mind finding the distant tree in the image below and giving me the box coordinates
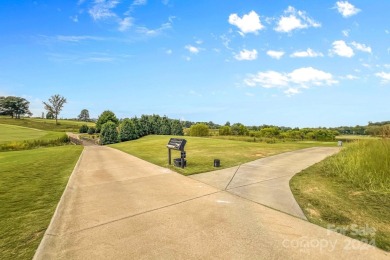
[87,127,96,135]
[96,110,119,132]
[225,121,231,127]
[46,111,54,119]
[78,109,90,121]
[43,94,67,124]
[100,121,119,145]
[0,96,32,118]
[189,123,209,137]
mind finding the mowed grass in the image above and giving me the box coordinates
[110,135,336,175]
[0,146,83,259]
[0,124,64,144]
[0,117,94,132]
[290,140,390,251]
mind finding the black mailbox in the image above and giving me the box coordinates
[166,138,187,168]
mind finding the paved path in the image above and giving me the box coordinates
[34,146,388,259]
[190,147,339,219]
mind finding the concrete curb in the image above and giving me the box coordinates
[33,147,85,260]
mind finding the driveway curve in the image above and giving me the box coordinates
[34,146,388,259]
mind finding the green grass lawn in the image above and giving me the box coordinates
[0,145,83,259]
[290,140,390,251]
[0,117,95,132]
[110,135,337,175]
[0,124,64,144]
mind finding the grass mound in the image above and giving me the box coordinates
[291,140,390,251]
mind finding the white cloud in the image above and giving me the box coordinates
[245,71,289,88]
[185,45,200,54]
[228,11,264,35]
[335,1,360,18]
[345,74,359,80]
[290,48,323,58]
[245,92,255,97]
[342,30,349,37]
[288,67,337,86]
[275,6,320,33]
[118,17,132,31]
[88,0,120,21]
[166,49,172,55]
[376,72,390,84]
[244,67,337,95]
[331,40,354,57]
[235,49,258,61]
[351,41,372,53]
[266,50,285,59]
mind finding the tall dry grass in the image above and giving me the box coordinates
[322,139,390,192]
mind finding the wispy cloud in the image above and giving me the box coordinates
[118,17,133,31]
[275,6,320,33]
[185,45,200,54]
[235,49,258,61]
[244,67,337,95]
[351,41,372,53]
[375,72,390,84]
[228,11,264,35]
[266,50,285,59]
[335,1,360,18]
[290,48,323,58]
[88,0,120,21]
[55,35,105,42]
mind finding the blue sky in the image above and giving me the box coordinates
[1,0,389,127]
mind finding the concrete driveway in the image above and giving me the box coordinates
[190,147,339,219]
[34,146,388,259]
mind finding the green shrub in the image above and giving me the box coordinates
[100,121,119,145]
[189,123,209,137]
[96,110,119,133]
[87,127,96,135]
[219,126,231,136]
[119,119,138,142]
[79,124,89,133]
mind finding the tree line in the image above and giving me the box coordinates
[94,111,184,145]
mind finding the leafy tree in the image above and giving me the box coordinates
[119,118,138,141]
[189,123,209,137]
[170,120,184,135]
[100,121,119,145]
[96,110,119,132]
[0,96,32,118]
[219,126,231,136]
[231,123,249,136]
[78,109,90,121]
[43,94,67,124]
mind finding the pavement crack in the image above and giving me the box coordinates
[224,165,241,190]
[226,174,293,190]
